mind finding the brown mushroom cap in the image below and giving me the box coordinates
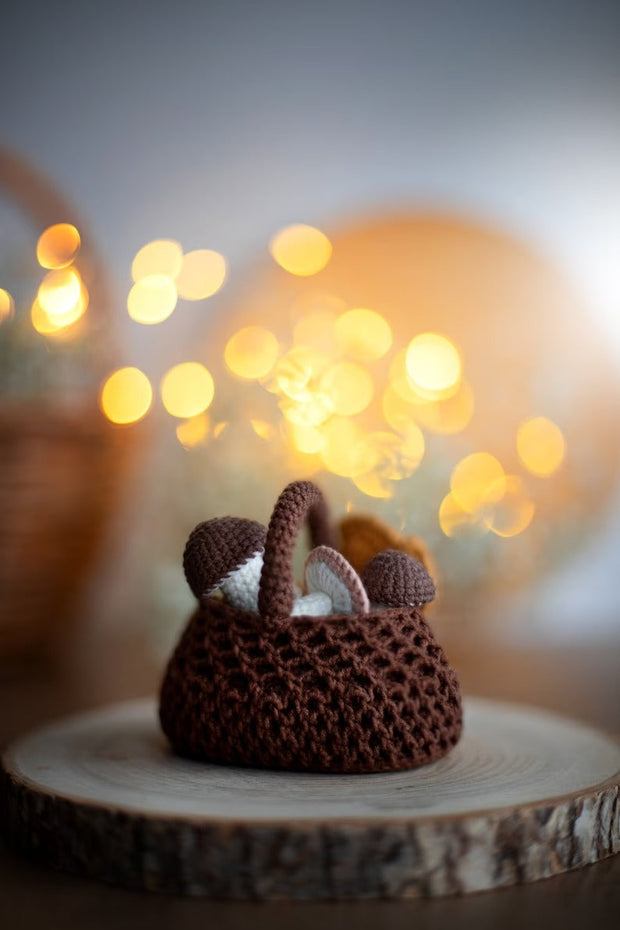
[183,517,267,601]
[361,549,436,608]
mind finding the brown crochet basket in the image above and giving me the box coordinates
[0,148,131,660]
[159,481,463,774]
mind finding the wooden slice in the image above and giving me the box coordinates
[1,697,619,899]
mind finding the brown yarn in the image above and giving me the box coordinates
[159,601,462,773]
[258,480,336,622]
[183,517,266,601]
[362,550,436,607]
[159,480,463,774]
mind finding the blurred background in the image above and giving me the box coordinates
[1,0,619,729]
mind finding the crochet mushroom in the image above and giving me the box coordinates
[304,546,370,614]
[338,512,433,577]
[183,517,267,613]
[361,549,436,609]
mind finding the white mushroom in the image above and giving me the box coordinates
[183,517,267,613]
[304,546,370,614]
[291,591,333,617]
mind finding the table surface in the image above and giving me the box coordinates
[1,621,619,929]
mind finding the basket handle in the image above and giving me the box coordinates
[258,480,336,622]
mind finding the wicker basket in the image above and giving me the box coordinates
[160,481,463,774]
[0,149,131,660]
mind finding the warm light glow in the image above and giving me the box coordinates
[412,382,475,434]
[382,385,417,433]
[517,417,566,477]
[224,326,279,380]
[353,471,395,499]
[289,422,324,454]
[31,299,62,335]
[269,224,332,276]
[127,275,178,324]
[280,391,333,427]
[213,421,228,439]
[176,413,210,449]
[250,418,274,441]
[36,223,81,269]
[334,308,392,361]
[320,362,374,416]
[100,367,153,425]
[483,475,535,537]
[175,249,227,300]
[439,492,488,538]
[450,453,505,514]
[352,428,424,497]
[406,333,461,397]
[293,310,339,354]
[160,362,215,418]
[33,280,88,332]
[270,347,329,400]
[0,288,14,323]
[38,268,82,318]
[319,417,362,477]
[131,239,183,282]
[389,349,420,403]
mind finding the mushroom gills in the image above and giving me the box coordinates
[304,546,370,614]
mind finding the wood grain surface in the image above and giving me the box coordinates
[2,696,619,899]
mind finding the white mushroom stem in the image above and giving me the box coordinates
[219,551,264,613]
[291,592,332,617]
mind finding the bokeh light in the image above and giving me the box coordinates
[213,421,228,439]
[127,275,178,324]
[412,381,474,434]
[269,346,329,400]
[450,452,505,513]
[352,427,425,498]
[37,268,82,318]
[100,367,153,425]
[320,361,374,416]
[269,224,332,276]
[31,298,63,335]
[280,391,333,427]
[289,421,324,455]
[406,333,461,397]
[176,413,210,449]
[517,417,566,477]
[482,475,535,538]
[0,288,15,323]
[131,239,183,282]
[250,418,274,441]
[334,308,392,360]
[36,223,81,270]
[176,249,227,300]
[439,492,487,538]
[160,362,215,418]
[293,310,339,355]
[224,326,279,380]
[319,417,362,477]
[382,385,417,433]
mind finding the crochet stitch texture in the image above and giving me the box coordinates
[160,480,463,773]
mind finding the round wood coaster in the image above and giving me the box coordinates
[1,697,619,899]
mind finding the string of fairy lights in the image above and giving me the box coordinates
[0,221,566,541]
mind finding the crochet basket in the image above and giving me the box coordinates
[159,481,463,774]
